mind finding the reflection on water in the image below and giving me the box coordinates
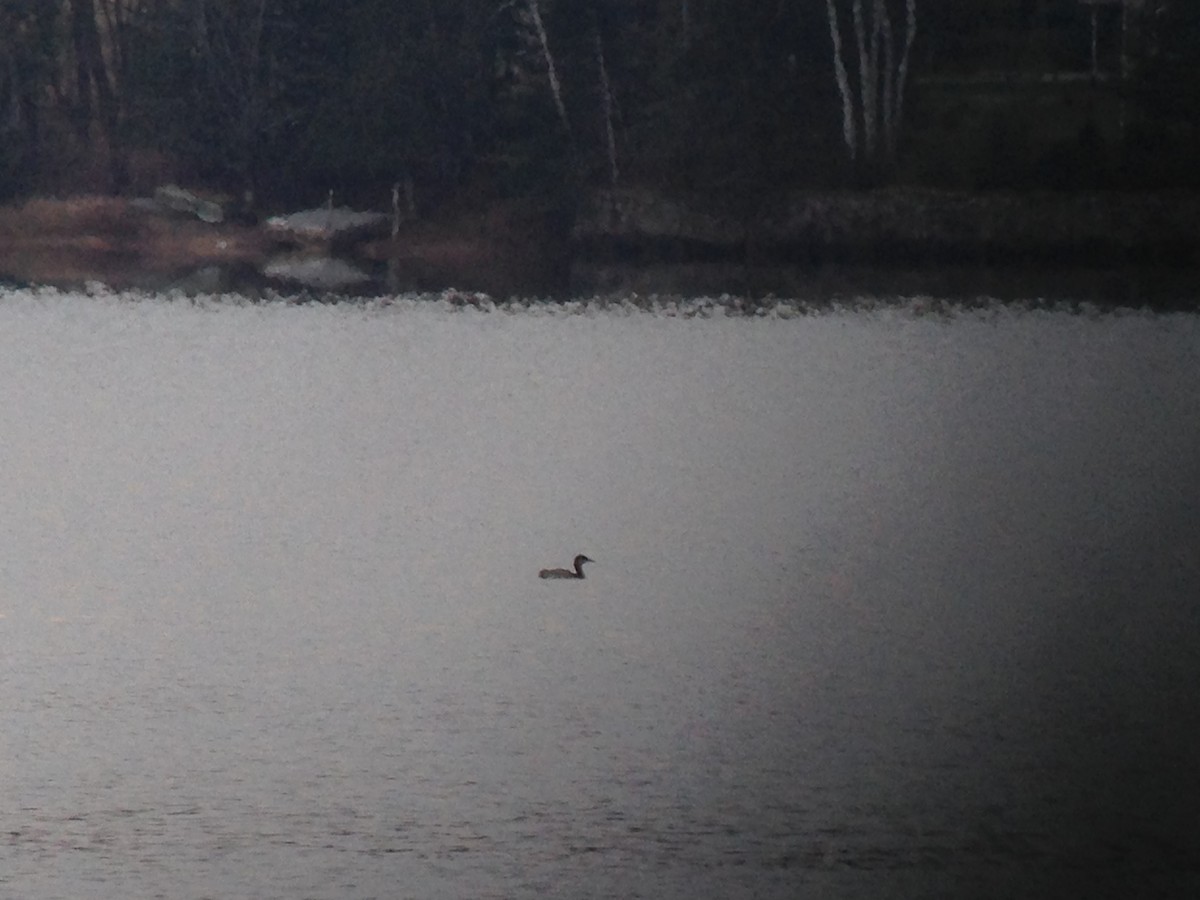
[570,260,1200,309]
[6,248,1200,307]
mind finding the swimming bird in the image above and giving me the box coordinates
[539,554,593,579]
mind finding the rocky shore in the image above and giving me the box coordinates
[1,188,1198,303]
[573,187,1200,267]
[0,193,564,297]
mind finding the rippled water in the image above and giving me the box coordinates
[1,292,1198,899]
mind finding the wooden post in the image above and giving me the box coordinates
[391,182,401,237]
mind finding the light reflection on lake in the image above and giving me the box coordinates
[0,291,1197,899]
[6,252,1200,309]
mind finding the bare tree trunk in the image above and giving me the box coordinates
[190,0,273,191]
[68,0,93,144]
[593,17,618,187]
[1118,0,1130,137]
[888,0,917,158]
[869,0,885,111]
[878,0,895,156]
[78,0,118,141]
[0,4,52,179]
[242,0,268,183]
[195,0,210,58]
[528,0,571,137]
[68,0,124,189]
[851,0,876,159]
[824,0,857,160]
[1089,4,1100,80]
[824,0,917,167]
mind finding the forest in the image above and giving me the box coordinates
[0,0,1197,215]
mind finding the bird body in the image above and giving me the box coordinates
[539,554,593,579]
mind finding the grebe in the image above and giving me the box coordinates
[539,554,593,579]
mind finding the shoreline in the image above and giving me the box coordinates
[0,190,1198,307]
[573,187,1200,269]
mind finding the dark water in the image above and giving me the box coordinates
[5,250,1200,309]
[569,260,1200,310]
[5,530,1197,900]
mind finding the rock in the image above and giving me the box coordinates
[262,252,373,290]
[264,208,389,245]
[153,184,226,224]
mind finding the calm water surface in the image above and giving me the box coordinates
[7,557,1196,900]
[1,294,1197,900]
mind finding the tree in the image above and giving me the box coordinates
[120,0,346,199]
[1121,0,1200,186]
[290,0,498,208]
[492,0,638,195]
[824,0,917,169]
[592,8,618,188]
[526,0,571,139]
[0,1,58,196]
[1134,1,1200,126]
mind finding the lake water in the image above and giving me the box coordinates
[1,290,1198,899]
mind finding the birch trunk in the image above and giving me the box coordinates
[851,0,876,159]
[824,0,917,166]
[528,0,571,137]
[69,0,123,187]
[878,0,895,157]
[888,0,917,158]
[594,20,619,187]
[824,0,857,160]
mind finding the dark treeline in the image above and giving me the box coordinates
[0,1,1197,212]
